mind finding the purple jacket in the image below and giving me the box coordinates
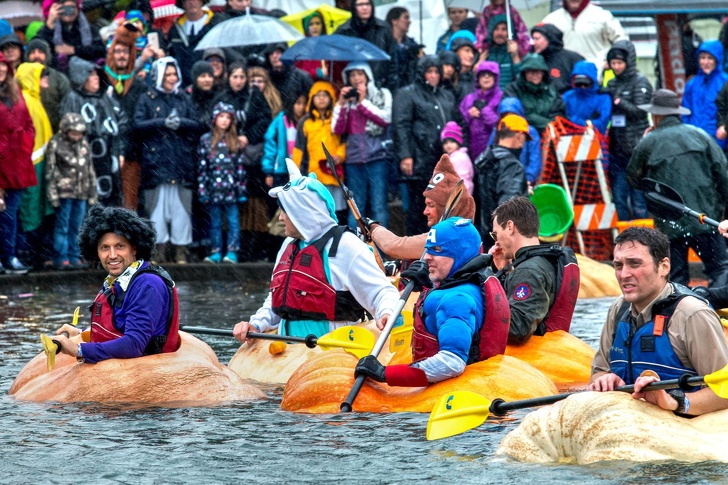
[459,61,502,159]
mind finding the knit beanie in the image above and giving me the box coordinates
[425,217,481,276]
[606,47,628,63]
[211,101,235,127]
[423,155,476,221]
[440,121,463,145]
[191,60,214,81]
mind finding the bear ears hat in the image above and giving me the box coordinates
[423,154,476,221]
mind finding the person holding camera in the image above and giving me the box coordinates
[37,0,105,72]
[332,61,392,229]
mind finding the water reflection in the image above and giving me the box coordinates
[1,281,727,482]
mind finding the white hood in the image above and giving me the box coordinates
[152,56,182,94]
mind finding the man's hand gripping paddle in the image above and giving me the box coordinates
[179,325,376,359]
[340,179,465,412]
[426,364,728,440]
[321,142,385,272]
[40,306,80,372]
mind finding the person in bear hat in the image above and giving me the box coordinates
[50,205,181,364]
[366,154,476,261]
[232,159,399,342]
[355,216,510,387]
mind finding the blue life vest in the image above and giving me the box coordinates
[609,284,699,385]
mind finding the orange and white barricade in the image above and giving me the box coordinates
[541,117,615,260]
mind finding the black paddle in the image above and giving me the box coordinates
[641,178,720,228]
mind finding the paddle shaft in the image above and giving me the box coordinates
[489,374,706,415]
[340,279,415,413]
[179,325,318,348]
[647,192,720,228]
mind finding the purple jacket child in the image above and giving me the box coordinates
[459,61,502,159]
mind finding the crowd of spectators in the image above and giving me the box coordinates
[2,0,728,274]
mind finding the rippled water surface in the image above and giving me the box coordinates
[1,277,727,484]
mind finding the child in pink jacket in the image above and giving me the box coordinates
[441,121,474,195]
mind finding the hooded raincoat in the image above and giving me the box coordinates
[503,53,565,133]
[531,23,584,95]
[460,61,502,159]
[682,40,728,150]
[16,62,53,232]
[562,61,612,134]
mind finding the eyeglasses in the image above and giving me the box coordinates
[489,231,497,242]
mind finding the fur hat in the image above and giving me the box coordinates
[79,205,157,263]
[423,155,476,222]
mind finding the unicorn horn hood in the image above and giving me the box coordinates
[269,159,338,242]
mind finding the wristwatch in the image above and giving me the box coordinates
[77,344,85,364]
[668,390,690,415]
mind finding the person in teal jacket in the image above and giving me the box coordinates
[682,40,728,150]
[261,92,308,188]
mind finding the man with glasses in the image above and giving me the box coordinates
[490,196,579,345]
[232,159,399,342]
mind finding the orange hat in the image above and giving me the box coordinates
[423,155,476,222]
[498,114,532,140]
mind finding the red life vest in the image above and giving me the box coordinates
[498,244,580,334]
[90,263,180,354]
[271,226,366,323]
[411,268,511,363]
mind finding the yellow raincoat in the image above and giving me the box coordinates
[16,62,53,232]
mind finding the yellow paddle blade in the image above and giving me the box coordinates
[317,326,375,359]
[704,363,728,399]
[71,306,80,327]
[427,391,491,441]
[40,334,59,372]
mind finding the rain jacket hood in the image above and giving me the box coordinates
[152,56,182,94]
[487,14,512,44]
[697,40,724,74]
[342,61,376,92]
[68,56,97,92]
[16,62,44,100]
[570,60,598,93]
[59,112,86,134]
[607,39,637,79]
[475,60,501,89]
[498,96,525,116]
[532,23,564,52]
[306,80,337,115]
[519,53,549,79]
[416,55,443,91]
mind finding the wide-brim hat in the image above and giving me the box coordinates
[638,89,691,116]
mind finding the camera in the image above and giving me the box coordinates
[344,88,359,100]
[473,100,486,110]
[61,5,76,16]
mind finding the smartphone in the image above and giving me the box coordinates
[147,32,160,52]
[61,5,76,16]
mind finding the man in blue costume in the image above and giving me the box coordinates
[355,217,510,387]
[51,205,180,363]
[590,227,728,416]
[233,159,399,341]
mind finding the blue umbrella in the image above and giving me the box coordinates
[280,34,391,62]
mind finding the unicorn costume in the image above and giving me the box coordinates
[247,160,399,338]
